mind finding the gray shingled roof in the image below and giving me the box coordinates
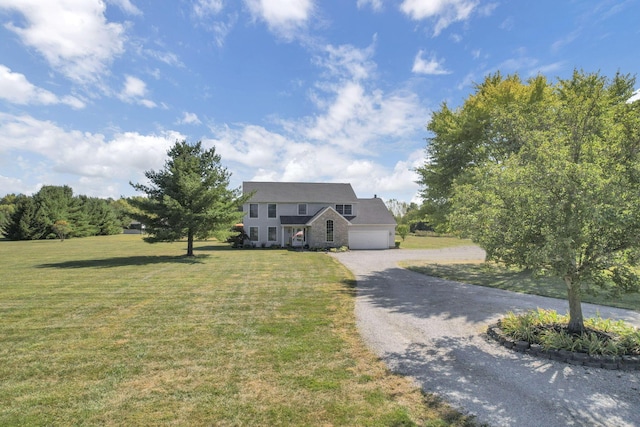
[244,181,357,203]
[349,198,396,225]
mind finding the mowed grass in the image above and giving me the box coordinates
[396,234,473,250]
[403,261,640,312]
[0,234,472,426]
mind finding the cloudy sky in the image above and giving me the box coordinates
[1,0,638,203]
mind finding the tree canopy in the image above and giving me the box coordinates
[2,186,124,240]
[129,140,247,256]
[416,72,553,230]
[421,70,640,332]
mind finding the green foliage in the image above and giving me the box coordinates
[2,187,126,240]
[0,194,17,235]
[431,70,640,332]
[52,220,71,241]
[129,140,249,256]
[396,224,409,241]
[499,309,640,355]
[416,72,553,231]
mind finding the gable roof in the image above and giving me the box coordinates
[306,206,352,226]
[244,181,357,203]
[349,198,396,225]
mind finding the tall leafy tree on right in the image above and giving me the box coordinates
[417,70,640,333]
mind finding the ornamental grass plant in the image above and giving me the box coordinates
[499,309,640,356]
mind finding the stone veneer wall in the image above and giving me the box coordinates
[309,209,349,248]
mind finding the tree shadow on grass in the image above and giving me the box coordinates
[194,244,234,251]
[36,254,211,269]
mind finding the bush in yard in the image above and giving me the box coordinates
[499,309,640,356]
[397,224,409,241]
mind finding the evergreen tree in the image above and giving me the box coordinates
[68,196,97,237]
[129,140,248,256]
[4,195,37,240]
[32,185,75,239]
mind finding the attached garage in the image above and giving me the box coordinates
[348,229,391,250]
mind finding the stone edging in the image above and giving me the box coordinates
[486,324,640,371]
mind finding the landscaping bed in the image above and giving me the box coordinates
[487,309,640,370]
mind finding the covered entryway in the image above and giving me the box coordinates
[348,229,390,250]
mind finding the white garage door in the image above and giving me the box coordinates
[348,230,389,250]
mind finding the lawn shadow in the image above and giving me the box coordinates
[194,244,234,251]
[36,254,211,269]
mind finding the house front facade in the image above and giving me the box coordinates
[242,181,396,250]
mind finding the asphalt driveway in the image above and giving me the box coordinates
[331,247,640,427]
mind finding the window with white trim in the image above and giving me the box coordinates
[335,204,352,215]
[298,204,307,215]
[268,204,277,218]
[326,220,334,242]
[249,203,258,218]
[268,227,277,241]
[249,227,259,241]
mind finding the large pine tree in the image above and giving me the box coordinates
[129,140,248,256]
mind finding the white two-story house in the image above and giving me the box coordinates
[242,181,397,250]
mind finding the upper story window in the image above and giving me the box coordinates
[298,204,307,215]
[268,204,277,218]
[249,203,258,218]
[336,204,352,215]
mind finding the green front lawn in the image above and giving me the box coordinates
[0,235,473,426]
[395,234,473,250]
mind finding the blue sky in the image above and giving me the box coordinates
[1,0,639,203]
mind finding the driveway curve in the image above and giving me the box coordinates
[331,247,640,427]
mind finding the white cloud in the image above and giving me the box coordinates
[141,48,184,68]
[315,41,377,82]
[0,174,35,196]
[411,50,451,75]
[244,0,314,39]
[628,89,640,104]
[400,0,478,35]
[121,75,147,98]
[189,0,237,47]
[193,0,224,17]
[106,0,142,16]
[204,65,428,200]
[0,0,126,84]
[118,75,157,108]
[0,113,182,197]
[0,65,85,109]
[357,0,384,11]
[178,112,202,125]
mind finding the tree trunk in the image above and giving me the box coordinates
[187,229,194,257]
[565,276,584,333]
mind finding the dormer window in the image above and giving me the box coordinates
[336,204,352,215]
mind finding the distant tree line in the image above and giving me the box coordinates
[385,199,432,233]
[0,185,132,240]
